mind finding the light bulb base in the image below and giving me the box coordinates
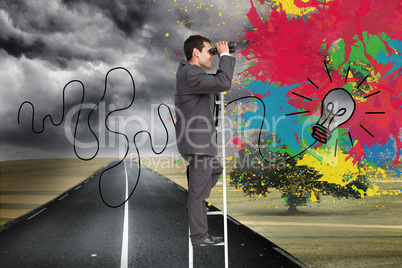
[312,125,332,144]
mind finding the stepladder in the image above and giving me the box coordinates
[188,92,229,268]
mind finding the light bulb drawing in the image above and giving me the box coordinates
[285,62,378,159]
[312,88,356,144]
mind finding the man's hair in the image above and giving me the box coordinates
[183,35,211,61]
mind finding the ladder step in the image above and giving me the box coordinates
[200,242,224,247]
[207,211,224,216]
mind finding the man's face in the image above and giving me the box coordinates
[198,41,215,70]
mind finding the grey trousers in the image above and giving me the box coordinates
[182,154,223,244]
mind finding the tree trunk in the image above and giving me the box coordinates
[286,201,298,214]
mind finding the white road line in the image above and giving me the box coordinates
[273,247,308,268]
[27,208,47,220]
[177,186,185,191]
[85,180,89,183]
[228,216,241,226]
[58,194,69,201]
[75,185,82,190]
[120,160,129,268]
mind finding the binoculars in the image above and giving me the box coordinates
[209,42,236,55]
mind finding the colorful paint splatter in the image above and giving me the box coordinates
[235,0,401,187]
[166,0,401,198]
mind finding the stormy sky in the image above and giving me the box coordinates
[0,0,254,161]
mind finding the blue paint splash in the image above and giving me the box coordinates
[240,81,317,154]
[376,39,402,80]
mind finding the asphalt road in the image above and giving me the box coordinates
[0,159,307,268]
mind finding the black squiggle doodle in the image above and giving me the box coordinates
[226,96,317,163]
[18,67,135,208]
[122,103,175,208]
[18,67,178,208]
[17,67,135,162]
[18,67,315,209]
[18,80,86,148]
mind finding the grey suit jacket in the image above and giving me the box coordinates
[174,55,236,156]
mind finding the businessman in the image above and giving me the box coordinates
[174,35,236,246]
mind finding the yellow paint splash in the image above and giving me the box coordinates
[272,0,317,17]
[297,148,384,193]
[310,190,318,202]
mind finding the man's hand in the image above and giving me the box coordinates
[216,41,229,57]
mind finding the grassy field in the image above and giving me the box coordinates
[1,157,401,267]
[140,157,402,268]
[0,158,114,227]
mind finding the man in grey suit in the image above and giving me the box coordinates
[175,35,236,246]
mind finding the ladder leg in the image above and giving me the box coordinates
[186,165,189,185]
[187,165,193,268]
[220,92,229,268]
[189,226,193,268]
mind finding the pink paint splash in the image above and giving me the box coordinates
[293,0,402,69]
[240,1,325,85]
[240,0,402,166]
[287,69,402,165]
[240,0,402,85]
[348,73,402,165]
[253,93,266,99]
[232,137,244,148]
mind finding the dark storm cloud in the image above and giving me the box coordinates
[2,58,176,160]
[0,0,156,68]
[1,0,152,36]
[0,0,74,34]
[0,0,251,160]
[0,35,45,59]
[61,0,153,36]
[0,33,99,69]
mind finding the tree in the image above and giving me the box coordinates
[229,134,370,214]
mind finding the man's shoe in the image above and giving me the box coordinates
[193,235,224,246]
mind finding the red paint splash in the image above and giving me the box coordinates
[253,93,266,98]
[287,68,402,165]
[348,73,402,165]
[232,137,244,148]
[240,1,325,85]
[240,0,402,85]
[240,0,402,165]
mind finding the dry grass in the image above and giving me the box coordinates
[0,158,114,226]
[1,157,401,267]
